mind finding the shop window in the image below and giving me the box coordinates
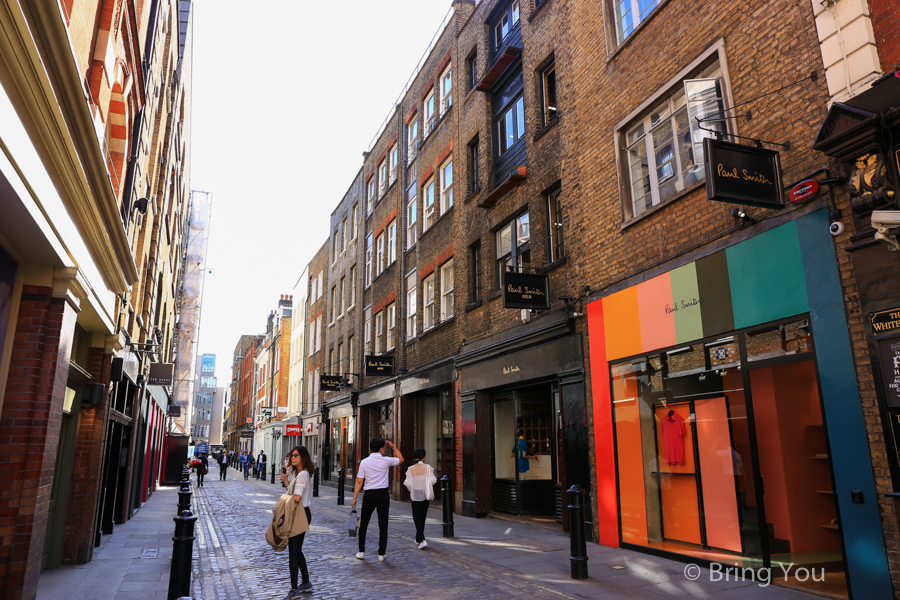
[547,188,564,262]
[540,61,557,126]
[495,212,530,289]
[440,260,454,320]
[620,59,727,220]
[423,274,435,330]
[376,403,393,441]
[418,390,455,486]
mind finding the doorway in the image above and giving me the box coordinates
[417,390,454,503]
[492,385,556,515]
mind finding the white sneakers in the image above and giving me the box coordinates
[417,540,428,549]
[377,555,385,562]
[355,552,364,560]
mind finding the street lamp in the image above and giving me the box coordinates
[271,429,282,483]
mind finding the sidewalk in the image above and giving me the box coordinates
[36,486,178,600]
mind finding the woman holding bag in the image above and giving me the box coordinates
[403,448,437,549]
[279,446,315,596]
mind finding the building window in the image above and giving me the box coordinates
[622,60,726,219]
[407,271,417,339]
[367,178,376,214]
[387,303,396,350]
[337,342,343,374]
[495,212,530,288]
[390,145,399,184]
[332,230,339,264]
[468,139,479,194]
[423,274,435,330]
[424,178,436,230]
[376,233,385,276]
[309,319,315,356]
[470,242,481,303]
[365,308,372,353]
[498,95,525,156]
[440,260,454,321]
[493,1,520,49]
[365,233,373,287]
[331,287,337,323]
[468,50,478,91]
[541,62,557,126]
[375,311,383,354]
[440,64,453,116]
[340,277,346,313]
[342,218,348,251]
[407,183,418,247]
[351,204,358,240]
[388,220,397,264]
[407,117,418,165]
[440,160,453,213]
[379,161,388,196]
[329,349,334,377]
[424,88,436,136]
[315,314,323,351]
[547,189,564,262]
[349,265,357,308]
[614,0,659,45]
[348,335,355,377]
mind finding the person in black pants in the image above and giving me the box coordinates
[351,438,404,561]
[194,453,208,487]
[219,452,228,480]
[280,445,315,596]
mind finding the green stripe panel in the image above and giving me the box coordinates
[670,263,703,344]
[695,251,734,337]
[726,221,809,329]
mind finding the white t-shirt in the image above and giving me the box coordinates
[287,469,313,507]
[356,452,400,490]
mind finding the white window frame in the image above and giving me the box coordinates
[365,309,372,353]
[308,319,315,356]
[349,265,357,309]
[340,277,346,314]
[440,64,452,116]
[315,314,323,352]
[316,272,323,299]
[337,342,343,374]
[342,218,348,252]
[440,159,453,213]
[375,311,383,354]
[406,272,417,340]
[365,233,373,287]
[376,233,385,276]
[330,286,337,323]
[390,145,399,184]
[440,260,454,321]
[497,95,525,156]
[424,89,436,136]
[407,118,418,165]
[332,230,339,264]
[407,191,418,247]
[423,274,435,330]
[351,204,358,240]
[424,178,436,229]
[348,335,355,378]
[367,179,376,214]
[387,220,397,265]
[379,161,388,196]
[387,303,396,350]
[547,189,564,262]
[613,0,659,46]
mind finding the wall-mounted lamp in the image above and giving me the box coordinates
[134,197,149,215]
[731,208,756,228]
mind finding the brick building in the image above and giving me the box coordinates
[258,295,293,473]
[300,242,330,471]
[0,1,194,598]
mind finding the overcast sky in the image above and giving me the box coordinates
[190,1,452,384]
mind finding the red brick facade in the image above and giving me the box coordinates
[870,0,900,72]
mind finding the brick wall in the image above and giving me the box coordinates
[0,286,77,599]
[870,0,900,72]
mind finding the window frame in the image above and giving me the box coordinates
[364,308,372,353]
[424,88,437,135]
[388,220,397,265]
[349,265,357,309]
[440,64,453,115]
[379,160,388,196]
[440,159,453,213]
[351,204,358,240]
[440,260,454,321]
[424,178,436,230]
[494,212,531,289]
[492,1,520,50]
[468,139,479,194]
[374,311,383,354]
[423,274,436,330]
[376,233,385,276]
[407,117,418,165]
[407,183,418,247]
[467,49,478,91]
[406,271,417,340]
[330,286,337,323]
[340,276,346,314]
[365,233,373,287]
[342,218,348,251]
[470,242,481,303]
[547,188,564,262]
[387,303,396,350]
[613,0,660,46]
[540,61,557,126]
[367,179,376,214]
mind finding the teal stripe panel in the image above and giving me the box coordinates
[726,221,809,329]
[797,209,892,599]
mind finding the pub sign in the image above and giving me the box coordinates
[703,138,785,209]
[501,271,550,310]
[365,355,395,377]
[320,374,346,391]
[147,362,175,386]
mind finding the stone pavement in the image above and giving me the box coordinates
[37,485,177,600]
[191,473,819,600]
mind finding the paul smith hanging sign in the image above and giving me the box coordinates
[501,271,550,310]
[703,138,785,209]
[365,355,395,377]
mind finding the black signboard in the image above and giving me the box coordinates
[703,138,784,209]
[365,355,395,377]
[147,362,175,386]
[877,337,900,408]
[240,431,254,439]
[320,374,346,391]
[166,405,181,417]
[501,271,550,310]
[872,307,900,336]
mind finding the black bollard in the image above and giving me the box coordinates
[567,485,589,580]
[337,467,345,505]
[167,509,198,600]
[313,466,319,497]
[176,486,192,516]
[441,475,454,537]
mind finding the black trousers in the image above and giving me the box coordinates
[411,500,429,543]
[197,470,205,486]
[288,507,312,588]
[358,488,390,555]
[219,465,227,480]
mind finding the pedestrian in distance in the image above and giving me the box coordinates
[242,451,251,480]
[282,452,291,488]
[351,438,404,561]
[279,446,315,597]
[403,448,437,549]
[219,451,228,480]
[259,450,267,480]
[193,453,208,487]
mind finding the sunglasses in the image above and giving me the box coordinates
[291,453,301,457]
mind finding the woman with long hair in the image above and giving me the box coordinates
[279,445,315,596]
[403,447,437,549]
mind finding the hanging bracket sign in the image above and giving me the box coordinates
[501,271,550,310]
[320,374,346,391]
[147,363,175,386]
[703,138,785,209]
[365,356,395,377]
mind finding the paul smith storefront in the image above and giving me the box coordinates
[587,210,891,599]
[457,309,591,536]
[321,393,355,485]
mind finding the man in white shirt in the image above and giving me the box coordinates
[351,437,404,561]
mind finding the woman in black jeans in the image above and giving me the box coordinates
[280,446,315,597]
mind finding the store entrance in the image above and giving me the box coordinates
[492,385,556,516]
[417,391,454,504]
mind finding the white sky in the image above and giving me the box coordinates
[190,1,453,385]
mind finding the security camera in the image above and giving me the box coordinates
[829,221,844,236]
[871,210,900,252]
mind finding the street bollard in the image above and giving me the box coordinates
[337,467,345,505]
[313,466,319,497]
[176,485,192,516]
[441,475,454,537]
[167,509,198,600]
[567,485,589,580]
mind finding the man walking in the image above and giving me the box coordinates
[259,450,267,480]
[351,438,404,562]
[219,451,228,480]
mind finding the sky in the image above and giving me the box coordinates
[189,0,453,384]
